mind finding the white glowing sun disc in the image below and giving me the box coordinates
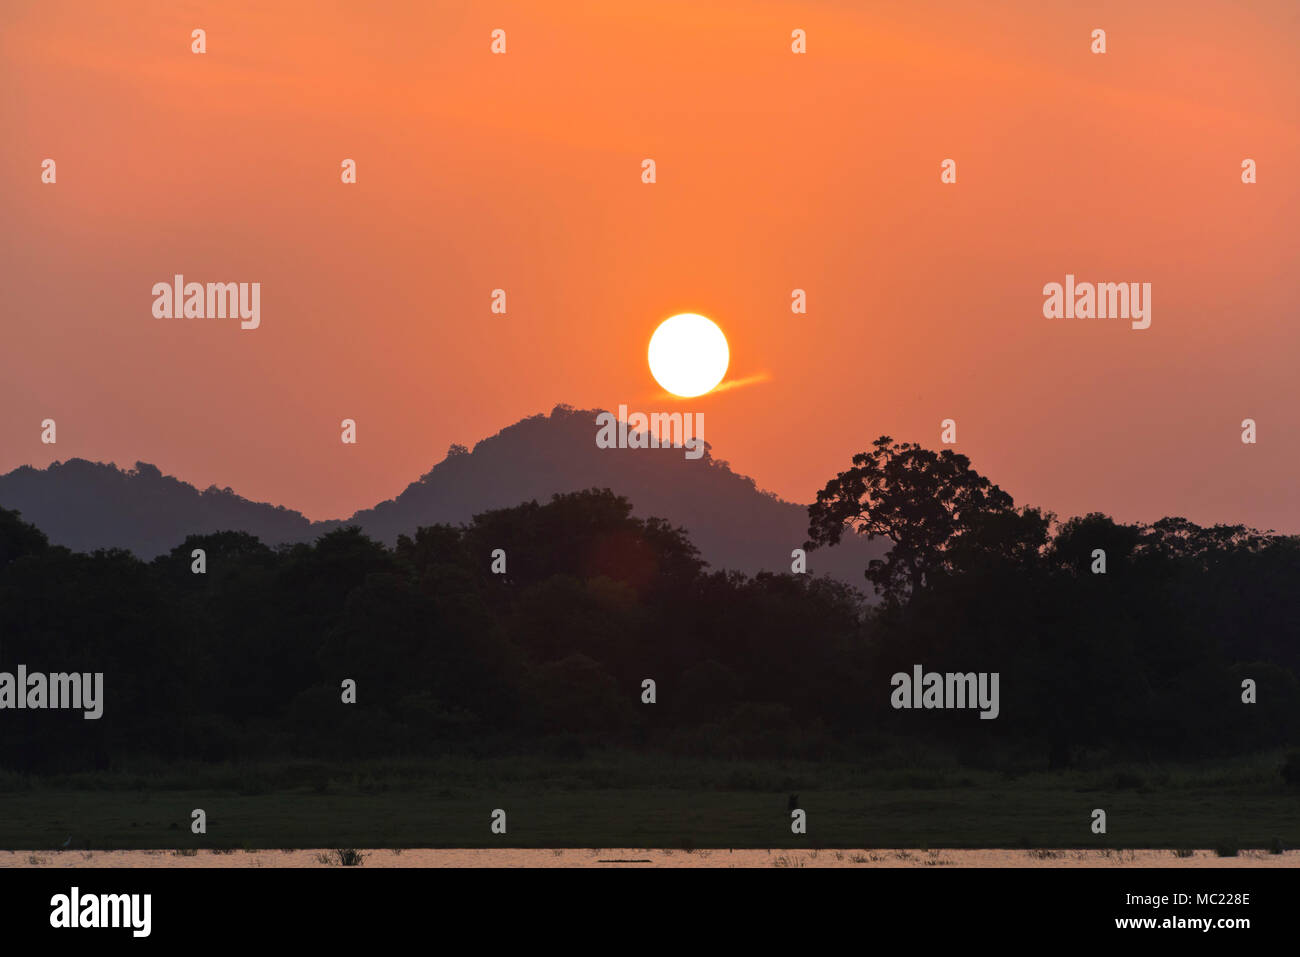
[647,313,729,398]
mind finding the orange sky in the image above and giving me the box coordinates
[3,0,1298,529]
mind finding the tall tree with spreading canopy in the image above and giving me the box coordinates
[806,436,1018,602]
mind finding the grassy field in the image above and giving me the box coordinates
[0,751,1295,850]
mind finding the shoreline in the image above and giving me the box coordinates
[4,848,1297,868]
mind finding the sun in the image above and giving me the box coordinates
[647,313,730,398]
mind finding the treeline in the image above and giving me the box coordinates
[0,440,1297,774]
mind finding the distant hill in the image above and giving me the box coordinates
[347,405,885,586]
[0,459,316,557]
[0,405,885,589]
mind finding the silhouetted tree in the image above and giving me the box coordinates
[806,436,1016,602]
[0,506,48,567]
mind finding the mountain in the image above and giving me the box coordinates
[0,405,884,589]
[0,459,316,558]
[348,405,884,585]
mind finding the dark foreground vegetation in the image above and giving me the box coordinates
[0,750,1296,850]
[1,437,1297,846]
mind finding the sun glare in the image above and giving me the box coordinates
[647,313,730,398]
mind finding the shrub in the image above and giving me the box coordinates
[333,848,367,866]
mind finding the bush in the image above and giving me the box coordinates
[314,848,368,866]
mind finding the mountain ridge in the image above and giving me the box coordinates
[0,405,885,588]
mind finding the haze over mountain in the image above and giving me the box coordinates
[0,405,884,588]
[0,459,315,558]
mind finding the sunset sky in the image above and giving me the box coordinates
[3,0,1298,531]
